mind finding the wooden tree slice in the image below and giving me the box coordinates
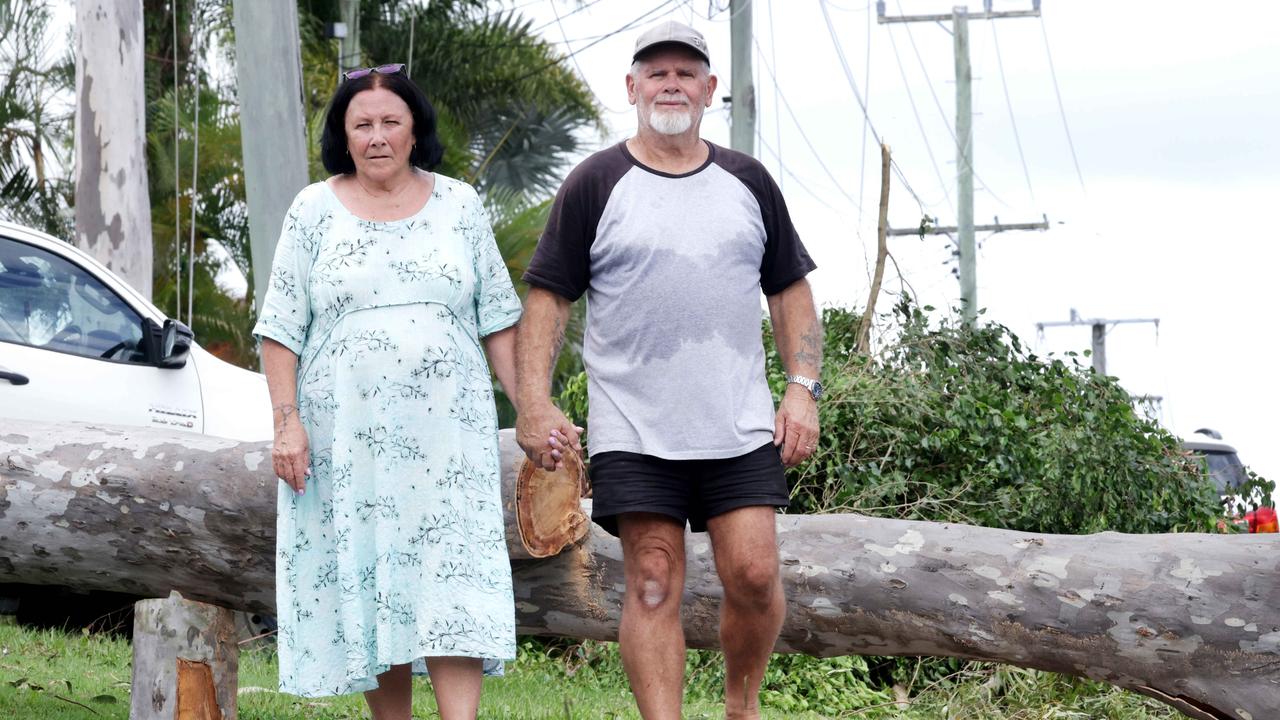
[514,447,589,559]
[496,428,591,560]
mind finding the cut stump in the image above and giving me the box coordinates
[130,591,237,720]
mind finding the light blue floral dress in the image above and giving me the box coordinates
[252,174,521,697]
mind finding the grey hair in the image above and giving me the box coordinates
[630,56,712,79]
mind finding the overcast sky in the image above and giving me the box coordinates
[510,0,1280,486]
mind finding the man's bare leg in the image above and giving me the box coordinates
[706,506,785,720]
[364,663,412,720]
[617,512,688,720]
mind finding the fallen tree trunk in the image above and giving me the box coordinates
[1,421,1278,720]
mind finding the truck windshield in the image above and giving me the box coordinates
[1202,451,1250,493]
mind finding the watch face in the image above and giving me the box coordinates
[812,380,824,400]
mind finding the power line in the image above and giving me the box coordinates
[172,0,181,321]
[187,10,201,328]
[886,23,954,215]
[752,35,861,209]
[990,21,1035,204]
[688,0,751,22]
[857,0,871,226]
[755,134,842,212]
[530,0,611,34]
[767,0,781,192]
[1039,15,1085,193]
[500,0,684,90]
[894,0,1010,209]
[823,0,873,11]
[819,1,877,144]
[820,0,928,213]
[547,0,629,114]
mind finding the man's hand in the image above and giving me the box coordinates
[773,384,819,467]
[272,405,311,494]
[517,401,583,471]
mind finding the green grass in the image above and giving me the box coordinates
[0,621,1177,719]
[0,623,814,719]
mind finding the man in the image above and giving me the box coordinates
[515,19,823,720]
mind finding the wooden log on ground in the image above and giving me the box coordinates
[0,420,584,611]
[516,518,1280,720]
[2,420,1279,719]
[130,591,237,720]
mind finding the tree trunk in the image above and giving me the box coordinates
[74,0,152,299]
[130,591,237,720]
[2,420,1278,720]
[230,0,310,313]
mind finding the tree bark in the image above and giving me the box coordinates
[2,420,1278,720]
[230,0,310,313]
[74,0,152,299]
[130,591,237,720]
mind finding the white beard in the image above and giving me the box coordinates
[647,106,694,135]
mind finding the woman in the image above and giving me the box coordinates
[253,63,520,719]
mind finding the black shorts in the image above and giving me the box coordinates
[588,442,789,537]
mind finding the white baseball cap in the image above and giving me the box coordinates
[632,20,710,64]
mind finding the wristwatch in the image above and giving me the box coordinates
[785,374,823,401]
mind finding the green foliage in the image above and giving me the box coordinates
[335,0,604,201]
[767,299,1241,535]
[0,0,74,237]
[557,367,590,431]
[144,80,259,367]
[562,298,1243,535]
[738,653,894,714]
[902,663,1180,719]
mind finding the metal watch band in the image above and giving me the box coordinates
[785,374,820,400]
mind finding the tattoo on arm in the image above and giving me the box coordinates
[552,314,566,357]
[273,403,298,428]
[794,319,823,372]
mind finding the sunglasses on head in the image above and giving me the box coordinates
[341,63,406,82]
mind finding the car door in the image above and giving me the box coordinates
[0,235,204,433]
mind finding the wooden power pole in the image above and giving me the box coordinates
[730,0,755,155]
[878,1,1047,325]
[1036,309,1159,376]
[338,0,361,74]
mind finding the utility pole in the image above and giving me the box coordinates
[878,1,1044,326]
[730,0,755,155]
[338,0,361,74]
[232,0,310,313]
[1036,309,1159,375]
[954,6,974,325]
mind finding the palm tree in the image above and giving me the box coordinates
[301,0,600,394]
[357,1,602,199]
[0,0,74,238]
[139,0,260,367]
[10,0,599,377]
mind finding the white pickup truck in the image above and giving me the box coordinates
[0,220,271,441]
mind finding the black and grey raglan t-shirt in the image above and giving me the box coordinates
[524,140,815,460]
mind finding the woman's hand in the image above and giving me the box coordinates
[272,403,311,494]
